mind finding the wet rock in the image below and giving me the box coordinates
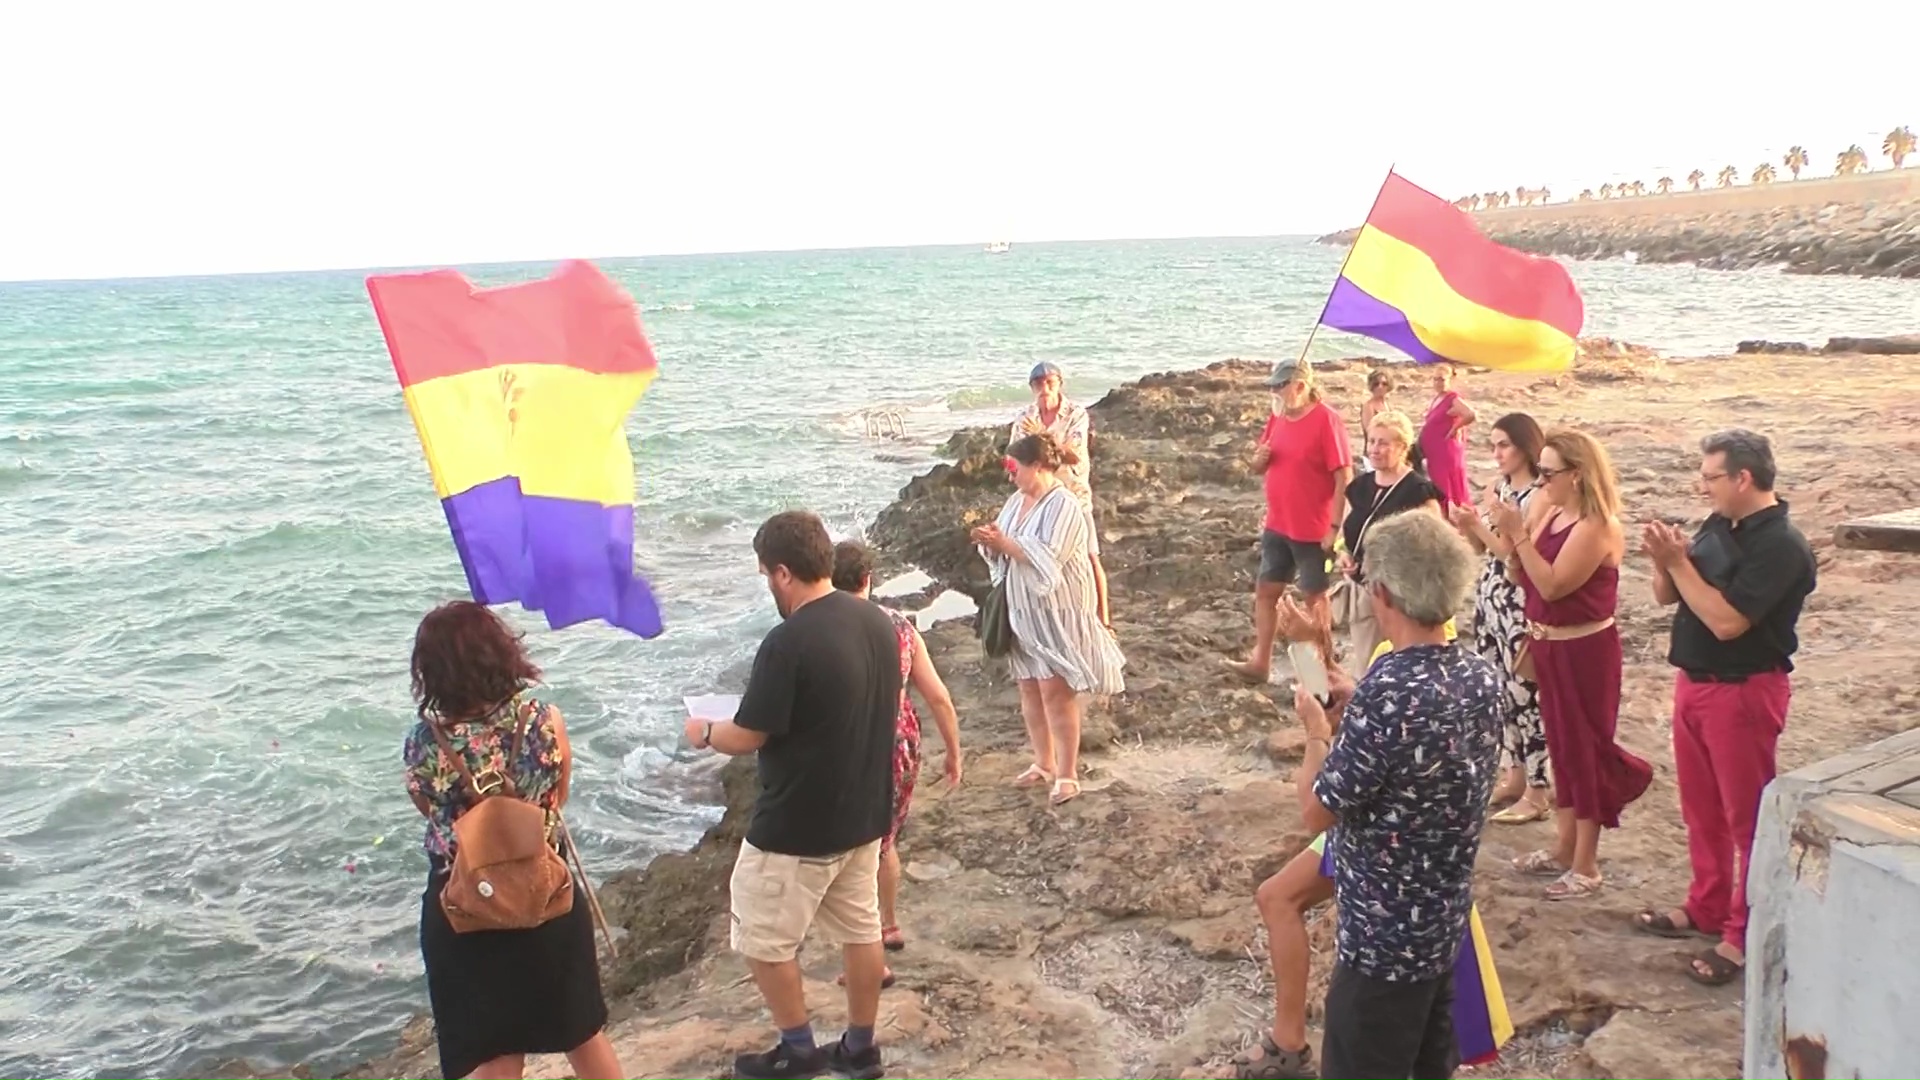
[1737,340,1812,354]
[1823,334,1920,355]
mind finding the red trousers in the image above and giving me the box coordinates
[1672,670,1789,951]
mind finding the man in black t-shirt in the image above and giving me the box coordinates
[684,510,900,1079]
[1640,429,1815,989]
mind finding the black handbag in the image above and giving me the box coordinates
[977,578,1016,659]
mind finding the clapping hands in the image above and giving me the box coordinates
[1642,520,1690,568]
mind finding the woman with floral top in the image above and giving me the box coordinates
[402,601,622,1080]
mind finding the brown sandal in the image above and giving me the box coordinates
[1686,948,1744,987]
[1231,1032,1315,1080]
[1633,908,1706,940]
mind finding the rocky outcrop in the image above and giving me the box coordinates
[1736,335,1920,355]
[1318,175,1920,279]
[303,348,1920,1079]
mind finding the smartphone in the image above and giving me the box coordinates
[1288,641,1334,707]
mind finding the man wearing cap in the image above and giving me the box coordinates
[1637,428,1815,988]
[1233,357,1353,682]
[1010,361,1110,627]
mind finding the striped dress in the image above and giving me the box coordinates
[982,484,1126,693]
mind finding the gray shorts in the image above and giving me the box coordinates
[1258,529,1331,594]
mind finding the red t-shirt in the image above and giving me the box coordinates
[1261,401,1353,541]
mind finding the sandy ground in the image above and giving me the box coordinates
[347,346,1920,1080]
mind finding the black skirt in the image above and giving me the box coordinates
[419,856,608,1079]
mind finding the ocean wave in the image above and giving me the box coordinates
[944,383,1035,410]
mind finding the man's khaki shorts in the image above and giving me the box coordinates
[728,838,883,963]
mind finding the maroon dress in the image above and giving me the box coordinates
[1519,519,1652,827]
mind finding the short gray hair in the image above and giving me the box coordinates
[1701,428,1777,491]
[1362,511,1478,628]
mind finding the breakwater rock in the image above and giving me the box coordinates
[1318,171,1920,280]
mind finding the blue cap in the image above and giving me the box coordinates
[1029,361,1063,384]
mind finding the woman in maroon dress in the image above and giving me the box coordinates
[1493,429,1651,901]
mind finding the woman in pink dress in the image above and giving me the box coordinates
[1493,430,1652,901]
[1418,363,1476,509]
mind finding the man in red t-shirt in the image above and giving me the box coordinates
[1233,358,1354,681]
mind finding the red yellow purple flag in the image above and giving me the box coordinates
[1323,172,1585,372]
[367,260,663,638]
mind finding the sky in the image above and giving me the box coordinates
[0,2,1908,281]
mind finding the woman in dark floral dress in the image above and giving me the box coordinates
[832,542,964,983]
[1453,413,1552,823]
[402,601,621,1080]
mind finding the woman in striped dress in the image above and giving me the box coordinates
[972,432,1126,806]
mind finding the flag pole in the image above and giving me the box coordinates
[1295,165,1398,366]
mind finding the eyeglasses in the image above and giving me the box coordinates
[1699,471,1729,485]
[1536,465,1568,481]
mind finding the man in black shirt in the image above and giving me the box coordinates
[1639,429,1815,989]
[684,510,900,1079]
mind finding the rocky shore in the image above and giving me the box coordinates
[313,346,1920,1079]
[1319,171,1920,279]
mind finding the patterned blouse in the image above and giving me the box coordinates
[402,694,565,860]
[1312,644,1503,982]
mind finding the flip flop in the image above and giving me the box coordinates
[1012,764,1054,788]
[835,968,897,989]
[1633,908,1706,940]
[1049,778,1082,806]
[1686,948,1744,987]
[881,925,905,952]
[1491,797,1552,825]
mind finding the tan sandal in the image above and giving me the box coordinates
[1013,764,1054,788]
[1049,778,1082,806]
[1491,796,1552,825]
[1544,870,1604,900]
[1512,849,1566,876]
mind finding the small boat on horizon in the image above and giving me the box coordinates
[984,240,1012,254]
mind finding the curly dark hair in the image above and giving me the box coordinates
[832,539,875,593]
[410,601,541,724]
[1007,432,1080,469]
[752,509,835,583]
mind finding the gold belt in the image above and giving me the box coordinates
[1526,617,1615,641]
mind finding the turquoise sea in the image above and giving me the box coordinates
[3,238,1917,1077]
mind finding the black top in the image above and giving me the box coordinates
[1667,501,1816,676]
[733,590,902,856]
[1341,469,1443,581]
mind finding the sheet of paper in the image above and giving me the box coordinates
[683,694,742,721]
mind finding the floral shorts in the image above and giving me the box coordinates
[884,736,922,852]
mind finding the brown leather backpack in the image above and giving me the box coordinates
[427,705,574,933]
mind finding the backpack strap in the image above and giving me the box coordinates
[427,698,528,803]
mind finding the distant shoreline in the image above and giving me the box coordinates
[1319,169,1920,279]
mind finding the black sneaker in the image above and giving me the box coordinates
[825,1035,884,1079]
[732,1040,828,1079]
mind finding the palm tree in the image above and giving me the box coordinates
[1885,126,1916,168]
[1784,146,1809,179]
[1578,189,1595,202]
[1687,169,1706,191]
[1499,191,1512,208]
[1656,176,1675,194]
[1837,145,1870,175]
[1629,180,1647,197]
[1716,165,1738,187]
[1752,162,1776,184]
[1599,182,1615,199]
[1539,187,1551,204]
